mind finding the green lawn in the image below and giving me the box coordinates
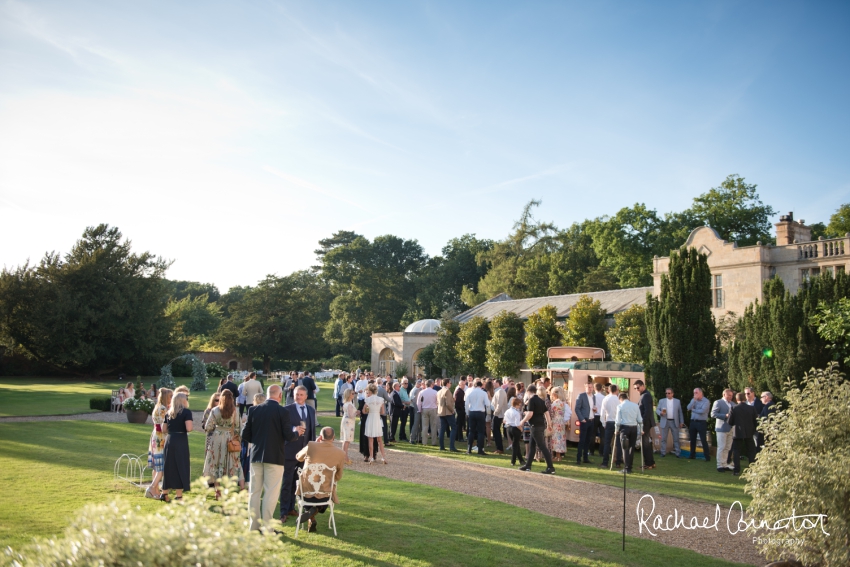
[0,419,746,566]
[381,428,751,507]
[0,376,196,417]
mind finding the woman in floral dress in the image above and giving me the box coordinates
[340,389,359,465]
[146,388,172,499]
[202,390,244,498]
[549,386,568,461]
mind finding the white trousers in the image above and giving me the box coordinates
[421,408,439,446]
[249,462,284,530]
[716,429,735,469]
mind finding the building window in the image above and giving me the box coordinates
[769,266,776,278]
[379,348,396,377]
[711,274,724,309]
[838,265,846,275]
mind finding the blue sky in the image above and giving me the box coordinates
[1,1,848,291]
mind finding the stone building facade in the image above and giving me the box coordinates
[371,319,441,378]
[653,214,849,318]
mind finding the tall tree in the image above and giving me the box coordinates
[588,204,687,288]
[524,305,561,370]
[727,272,850,395]
[605,304,649,365]
[0,224,176,375]
[645,248,717,400]
[465,200,557,303]
[826,203,850,237]
[165,293,223,350]
[561,295,608,352]
[401,235,492,325]
[683,174,776,246]
[485,311,526,378]
[217,271,332,373]
[164,280,221,302]
[321,234,427,359]
[433,317,462,377]
[456,316,490,377]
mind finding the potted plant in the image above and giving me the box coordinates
[123,397,155,424]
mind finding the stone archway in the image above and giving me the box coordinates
[159,353,208,391]
[412,349,425,378]
[228,360,238,371]
[379,348,396,377]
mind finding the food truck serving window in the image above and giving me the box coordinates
[609,377,630,391]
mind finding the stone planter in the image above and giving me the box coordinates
[126,410,149,424]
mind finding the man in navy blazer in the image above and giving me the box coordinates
[574,383,594,464]
[279,385,316,521]
[242,385,304,531]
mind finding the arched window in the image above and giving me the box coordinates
[228,360,238,370]
[379,348,396,377]
[412,349,425,378]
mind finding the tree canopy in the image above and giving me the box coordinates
[0,224,175,375]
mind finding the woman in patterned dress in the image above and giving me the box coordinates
[146,388,172,499]
[202,390,244,499]
[549,386,568,461]
[340,388,359,465]
[202,391,221,455]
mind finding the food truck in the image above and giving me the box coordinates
[521,346,646,443]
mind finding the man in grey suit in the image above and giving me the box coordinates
[574,383,594,464]
[655,388,684,457]
[711,388,736,472]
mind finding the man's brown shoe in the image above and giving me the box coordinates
[287,510,298,517]
[494,450,504,455]
[279,516,287,523]
[308,518,317,532]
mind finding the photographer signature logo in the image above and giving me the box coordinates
[636,495,829,537]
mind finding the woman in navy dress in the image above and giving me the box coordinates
[161,392,193,502]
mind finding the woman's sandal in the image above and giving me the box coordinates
[381,458,387,465]
[368,457,374,465]
[159,493,170,503]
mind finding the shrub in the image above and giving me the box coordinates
[206,361,228,378]
[89,397,112,411]
[122,397,155,414]
[743,364,849,567]
[2,477,289,566]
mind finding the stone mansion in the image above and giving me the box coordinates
[371,213,849,375]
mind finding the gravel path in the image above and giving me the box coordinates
[341,444,766,566]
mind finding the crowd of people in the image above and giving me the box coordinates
[144,372,345,534]
[142,367,776,531]
[115,380,159,411]
[329,371,777,476]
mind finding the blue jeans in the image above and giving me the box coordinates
[439,415,457,451]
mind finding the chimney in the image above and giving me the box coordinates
[775,212,812,245]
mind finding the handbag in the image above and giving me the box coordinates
[227,420,241,453]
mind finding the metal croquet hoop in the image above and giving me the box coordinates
[114,453,150,489]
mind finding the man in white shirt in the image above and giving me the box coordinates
[417,380,439,446]
[354,374,369,410]
[464,379,491,455]
[591,383,606,456]
[599,384,623,468]
[614,392,643,474]
[503,397,525,466]
[491,378,508,454]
